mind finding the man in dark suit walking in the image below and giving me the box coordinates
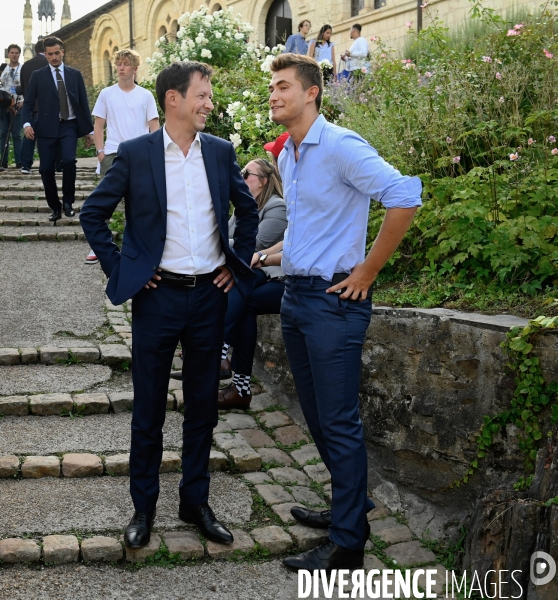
[18,40,48,174]
[22,36,93,221]
[80,61,259,549]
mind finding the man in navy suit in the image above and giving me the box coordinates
[80,61,259,549]
[22,36,93,221]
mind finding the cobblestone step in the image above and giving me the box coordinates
[0,190,92,200]
[0,202,84,213]
[0,212,83,227]
[0,227,86,241]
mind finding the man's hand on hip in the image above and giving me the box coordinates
[326,262,375,301]
[24,126,35,140]
[144,269,162,289]
[214,266,234,293]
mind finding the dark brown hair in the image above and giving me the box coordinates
[7,44,21,54]
[270,53,323,111]
[44,36,64,50]
[298,20,311,32]
[155,61,213,112]
[35,40,45,54]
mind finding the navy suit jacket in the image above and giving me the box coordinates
[22,64,93,138]
[80,128,259,306]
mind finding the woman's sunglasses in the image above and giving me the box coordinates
[242,170,264,180]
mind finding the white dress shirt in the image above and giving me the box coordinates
[49,63,76,119]
[159,126,225,274]
[347,37,369,71]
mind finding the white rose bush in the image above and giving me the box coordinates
[145,5,287,160]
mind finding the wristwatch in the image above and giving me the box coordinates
[96,149,104,155]
[259,253,268,265]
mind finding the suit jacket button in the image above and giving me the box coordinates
[161,235,165,241]
[152,266,157,271]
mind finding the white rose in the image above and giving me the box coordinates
[188,40,195,49]
[229,133,242,148]
[242,90,251,98]
[225,31,232,37]
[234,33,244,40]
[255,120,261,128]
[159,36,166,43]
[201,48,212,59]
[154,40,160,48]
[215,31,222,39]
[234,122,242,130]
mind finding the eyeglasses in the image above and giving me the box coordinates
[242,170,264,180]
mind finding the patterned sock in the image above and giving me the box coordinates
[221,342,230,360]
[233,373,251,397]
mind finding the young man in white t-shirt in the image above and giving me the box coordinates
[85,49,159,264]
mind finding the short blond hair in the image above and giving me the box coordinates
[113,49,141,68]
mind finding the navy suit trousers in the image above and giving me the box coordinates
[130,278,227,512]
[224,268,285,376]
[37,119,78,212]
[280,276,374,550]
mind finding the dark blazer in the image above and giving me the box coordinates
[80,128,259,306]
[18,53,48,112]
[22,63,93,138]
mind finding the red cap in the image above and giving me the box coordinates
[264,132,290,158]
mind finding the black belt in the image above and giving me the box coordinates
[158,269,219,287]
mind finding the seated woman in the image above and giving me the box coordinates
[218,159,287,410]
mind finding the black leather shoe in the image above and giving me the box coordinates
[170,370,182,381]
[179,503,233,544]
[291,506,331,529]
[220,358,232,380]
[49,211,62,222]
[124,510,156,548]
[284,538,364,572]
[63,204,75,217]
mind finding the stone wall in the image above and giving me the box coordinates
[255,308,558,540]
[63,26,94,89]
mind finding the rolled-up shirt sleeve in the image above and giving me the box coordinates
[335,132,422,208]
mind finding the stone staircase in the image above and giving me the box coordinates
[0,164,121,241]
[0,163,449,599]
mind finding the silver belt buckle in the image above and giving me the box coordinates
[184,275,196,287]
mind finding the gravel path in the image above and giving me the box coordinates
[0,412,185,455]
[0,241,106,347]
[0,472,252,537]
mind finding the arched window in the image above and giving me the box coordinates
[158,25,167,41]
[103,50,112,84]
[351,0,365,17]
[211,3,222,13]
[168,20,178,43]
[265,0,292,48]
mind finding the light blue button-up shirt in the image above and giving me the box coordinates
[278,114,422,280]
[284,33,309,55]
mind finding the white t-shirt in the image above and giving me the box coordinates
[92,84,159,154]
[347,37,369,71]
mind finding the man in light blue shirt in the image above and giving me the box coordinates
[259,53,421,572]
[284,20,311,55]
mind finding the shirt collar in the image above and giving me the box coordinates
[163,125,201,151]
[284,114,326,152]
[50,63,64,73]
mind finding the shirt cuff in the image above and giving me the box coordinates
[23,122,31,128]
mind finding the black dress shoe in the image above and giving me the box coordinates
[283,538,364,572]
[49,210,62,222]
[124,510,156,548]
[179,503,233,544]
[170,370,182,381]
[291,506,331,529]
[63,204,75,217]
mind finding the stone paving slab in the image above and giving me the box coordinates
[368,517,414,545]
[81,536,124,563]
[384,540,437,566]
[0,560,313,600]
[163,530,204,560]
[0,364,112,397]
[0,472,252,537]
[268,467,310,486]
[251,525,292,554]
[256,447,294,466]
[206,529,255,559]
[237,428,276,448]
[0,412,185,455]
[290,443,321,465]
[0,241,106,348]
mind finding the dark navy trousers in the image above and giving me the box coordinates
[130,278,227,513]
[37,119,78,212]
[224,268,285,375]
[281,276,374,550]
